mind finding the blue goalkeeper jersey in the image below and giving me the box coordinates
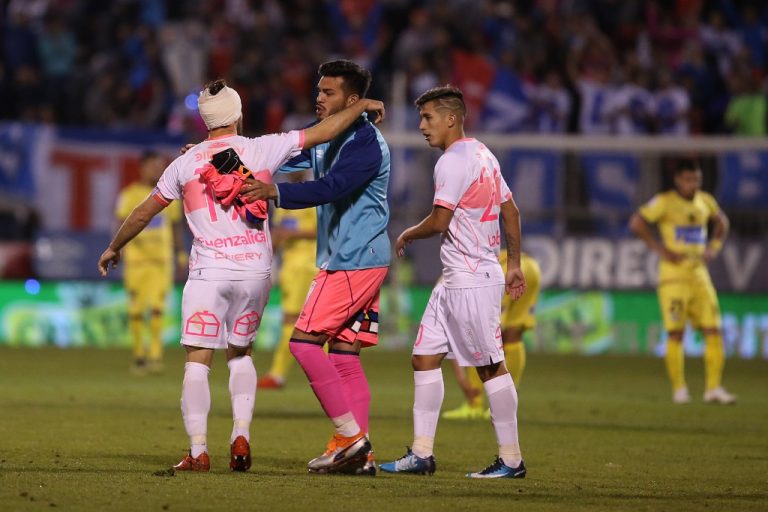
[275,115,391,271]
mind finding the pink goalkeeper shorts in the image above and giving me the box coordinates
[295,267,388,347]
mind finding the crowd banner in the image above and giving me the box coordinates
[31,125,183,231]
[0,123,39,200]
[718,150,768,209]
[581,152,640,236]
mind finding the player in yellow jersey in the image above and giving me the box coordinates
[258,172,317,389]
[443,251,541,419]
[629,159,734,404]
[115,151,186,374]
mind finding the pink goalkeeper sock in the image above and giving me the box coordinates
[329,351,371,434]
[290,340,353,421]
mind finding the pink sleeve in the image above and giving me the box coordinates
[433,153,472,210]
[151,190,170,207]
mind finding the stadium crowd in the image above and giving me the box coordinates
[1,0,767,136]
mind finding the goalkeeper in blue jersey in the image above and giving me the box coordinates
[241,60,390,475]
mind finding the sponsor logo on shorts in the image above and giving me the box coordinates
[233,311,261,336]
[185,310,220,337]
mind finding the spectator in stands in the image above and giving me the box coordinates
[0,1,764,137]
[37,13,77,122]
[725,71,766,136]
[607,67,654,135]
[531,69,571,133]
[677,41,718,133]
[653,70,691,135]
[566,13,620,135]
[699,9,742,76]
[725,3,766,72]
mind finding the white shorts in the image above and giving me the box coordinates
[180,277,271,349]
[413,282,504,367]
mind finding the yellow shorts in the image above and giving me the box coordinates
[280,264,317,315]
[500,254,541,331]
[657,274,721,332]
[124,263,172,314]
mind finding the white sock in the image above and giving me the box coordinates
[484,373,522,466]
[331,412,361,437]
[181,362,211,458]
[228,355,257,443]
[412,369,444,458]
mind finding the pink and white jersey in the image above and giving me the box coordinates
[155,131,304,280]
[433,138,512,289]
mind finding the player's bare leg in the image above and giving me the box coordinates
[442,360,485,420]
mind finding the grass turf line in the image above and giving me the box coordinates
[0,348,766,511]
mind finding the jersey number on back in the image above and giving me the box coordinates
[478,167,498,223]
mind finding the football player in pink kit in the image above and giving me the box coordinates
[97,79,384,473]
[380,86,527,479]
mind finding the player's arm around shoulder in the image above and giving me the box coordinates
[270,124,384,209]
[302,98,385,149]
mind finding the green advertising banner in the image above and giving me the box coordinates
[1,280,766,358]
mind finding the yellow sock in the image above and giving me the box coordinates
[268,323,295,379]
[704,333,725,391]
[467,368,485,408]
[665,340,686,391]
[129,314,145,360]
[504,342,526,386]
[148,312,164,361]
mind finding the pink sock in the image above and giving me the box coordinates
[290,340,353,421]
[329,351,370,434]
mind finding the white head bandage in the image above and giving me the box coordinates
[198,85,242,130]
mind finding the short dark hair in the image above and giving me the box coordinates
[674,158,701,175]
[318,60,372,97]
[204,79,227,95]
[140,149,160,163]
[414,85,467,117]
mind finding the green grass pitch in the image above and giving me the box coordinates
[1,348,766,511]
